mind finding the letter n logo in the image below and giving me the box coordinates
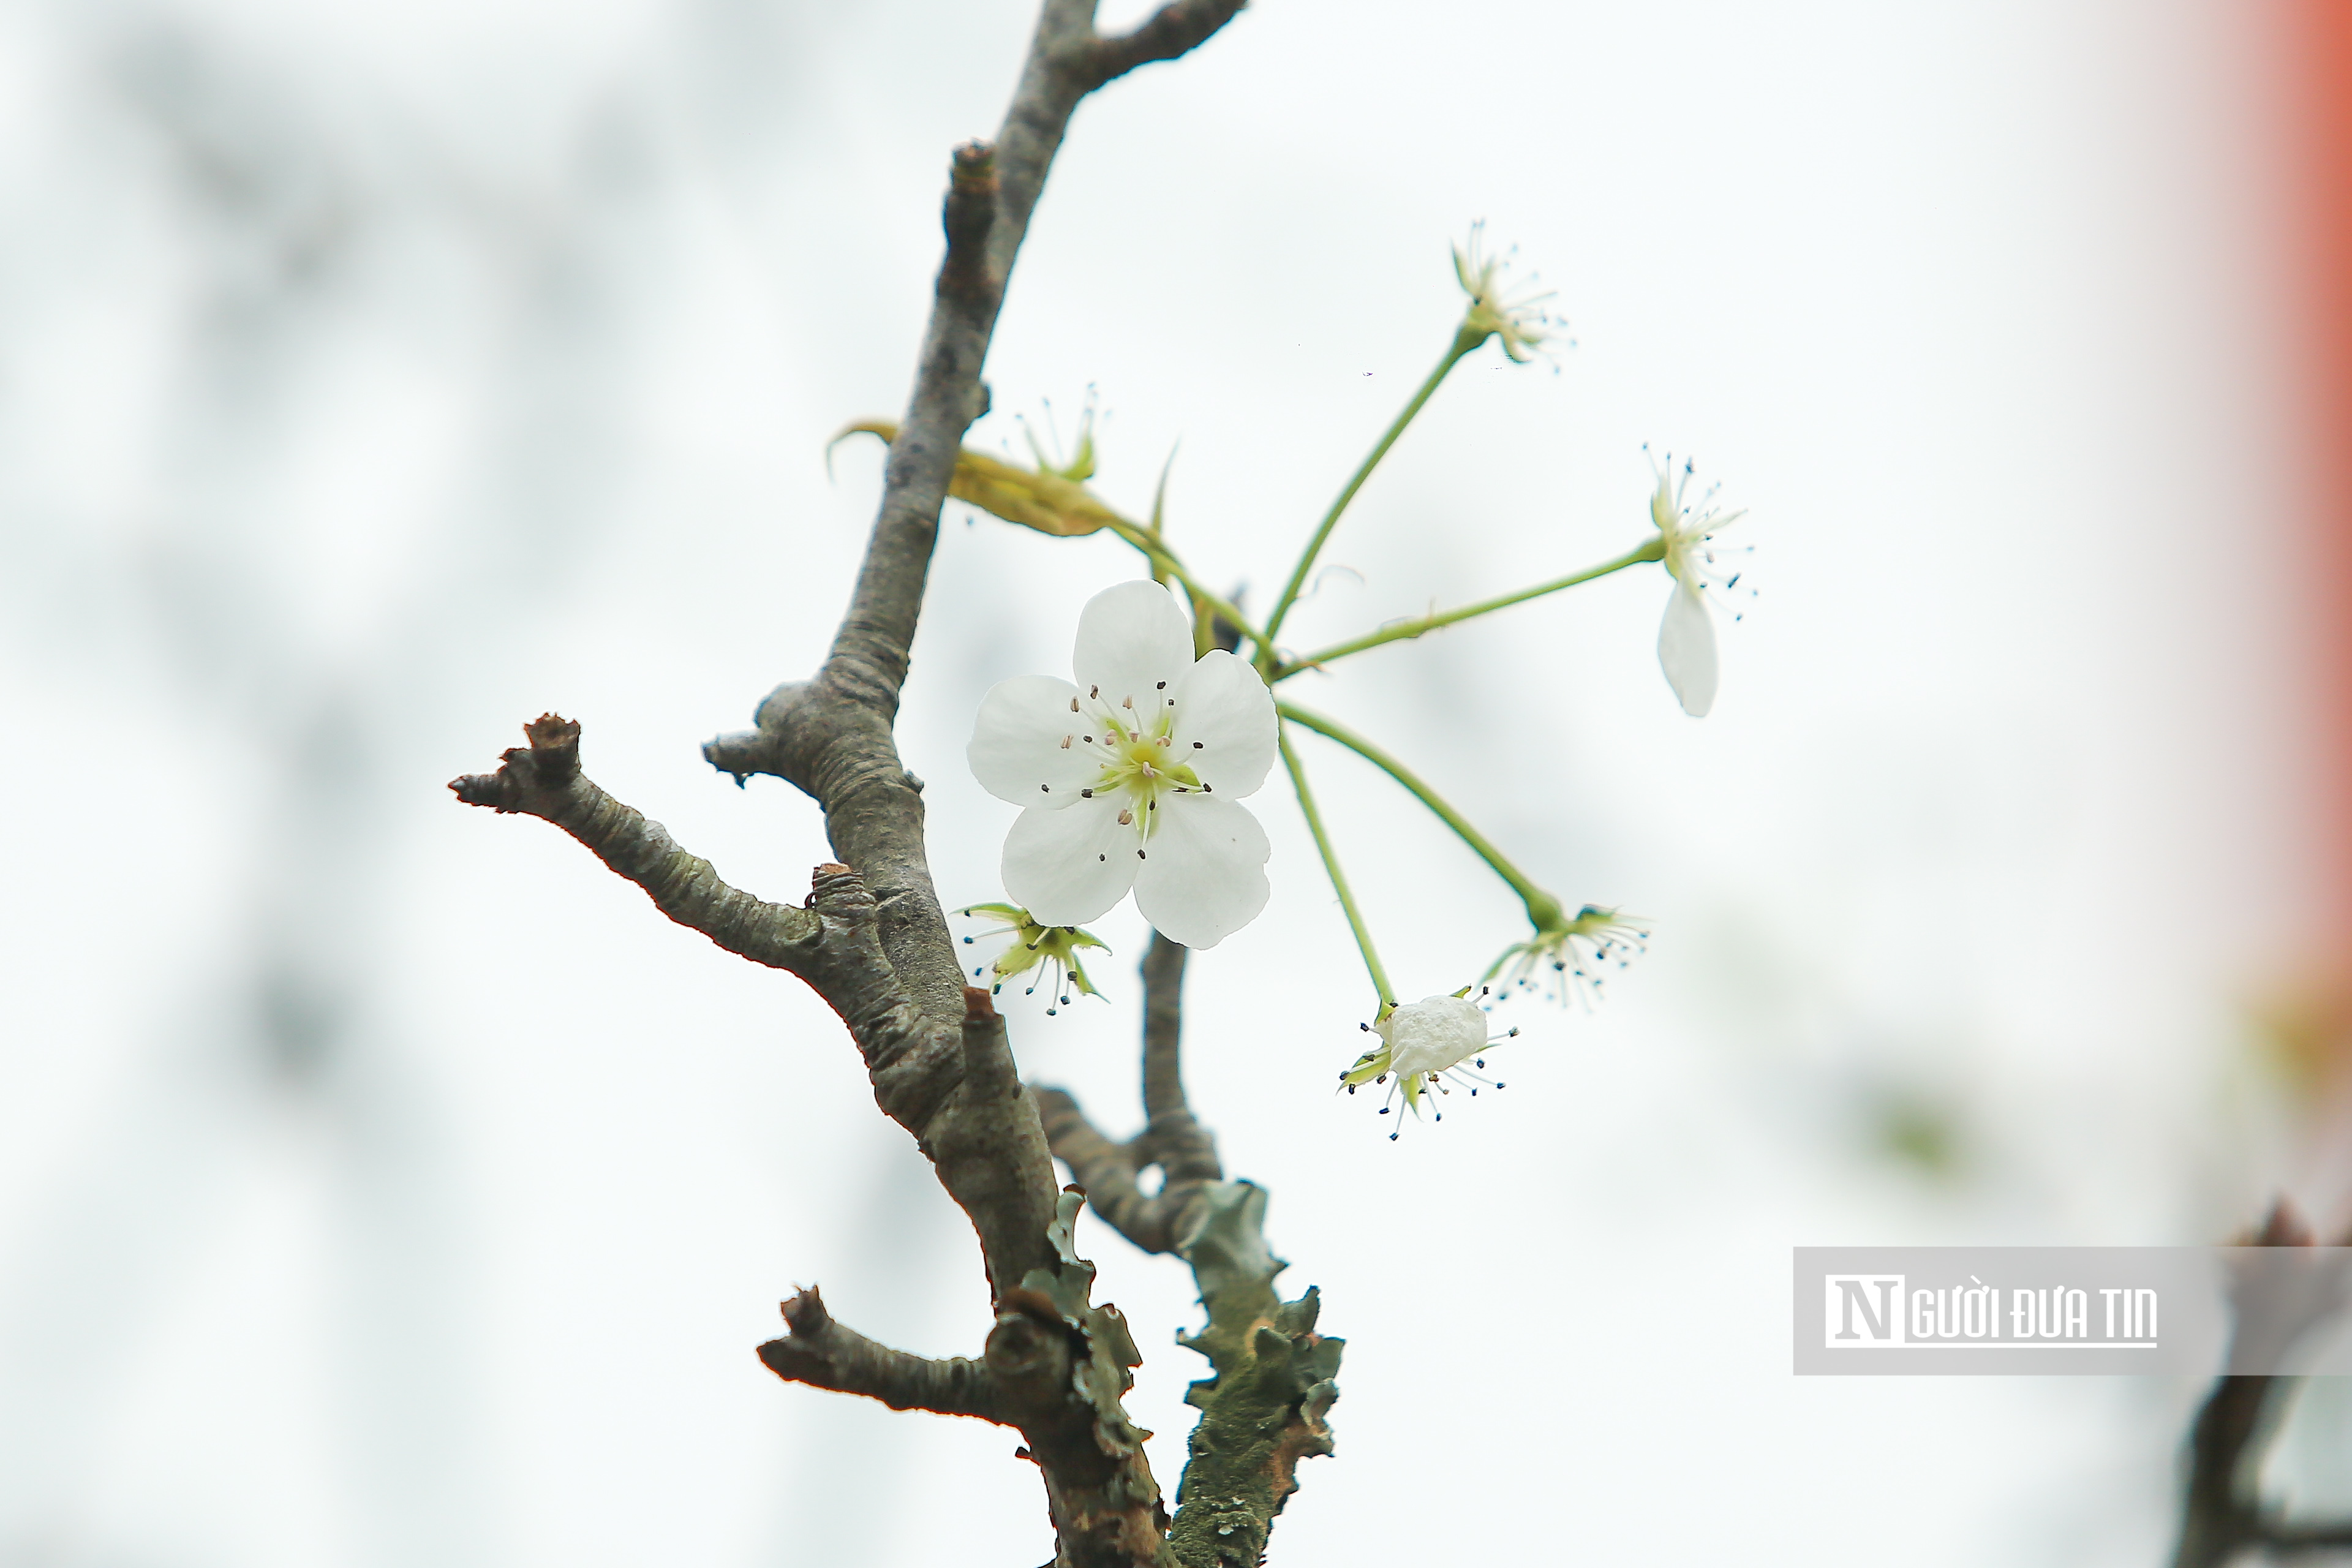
[1824,1274,1905,1347]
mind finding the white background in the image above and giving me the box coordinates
[0,0,2335,1562]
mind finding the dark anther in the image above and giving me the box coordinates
[1041,783,1050,791]
[1156,681,1166,689]
[1080,788,1094,797]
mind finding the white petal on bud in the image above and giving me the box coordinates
[1377,995,1489,1078]
[1657,582,1718,718]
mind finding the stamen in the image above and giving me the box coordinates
[1069,697,1079,712]
[1060,736,1072,749]
[1117,809,1133,824]
[1080,788,1094,797]
[1121,696,1134,709]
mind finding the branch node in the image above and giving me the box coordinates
[941,140,998,300]
[449,712,582,811]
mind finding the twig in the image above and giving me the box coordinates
[1036,932,1338,1567]
[459,4,1254,1562]
[1141,932,1194,1122]
[451,717,1060,1304]
[705,0,1244,1029]
[758,1286,1016,1421]
[1036,934,1223,1255]
[2171,1199,2352,1568]
[1087,0,1251,85]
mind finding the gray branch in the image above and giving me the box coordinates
[2171,1200,2352,1568]
[758,1286,1016,1422]
[1036,934,1223,1256]
[451,715,1056,1306]
[1035,933,1338,1567]
[706,0,1242,1029]
[457,4,1255,1562]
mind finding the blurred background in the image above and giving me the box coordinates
[1,0,2346,1562]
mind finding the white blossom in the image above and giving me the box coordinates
[1339,992,1516,1139]
[1452,222,1559,364]
[1648,450,1749,718]
[956,902,1110,1017]
[967,579,1278,949]
[1485,903,1651,1008]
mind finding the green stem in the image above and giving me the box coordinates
[1279,731,1395,1014]
[1275,538,1662,679]
[1102,519,1273,666]
[1278,701,1564,932]
[1259,325,1483,666]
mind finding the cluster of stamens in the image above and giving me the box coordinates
[1038,681,1212,864]
[1493,905,1652,1008]
[1648,446,1755,620]
[1340,988,1521,1142]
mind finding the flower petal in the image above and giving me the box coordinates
[1381,995,1487,1077]
[1167,649,1276,798]
[1072,579,1194,711]
[968,674,1099,806]
[1003,798,1141,925]
[1133,795,1270,949]
[1657,582,1717,718]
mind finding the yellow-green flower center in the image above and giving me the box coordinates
[1072,692,1204,845]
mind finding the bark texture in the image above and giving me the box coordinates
[1038,936,1341,1566]
[454,6,1258,1567]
